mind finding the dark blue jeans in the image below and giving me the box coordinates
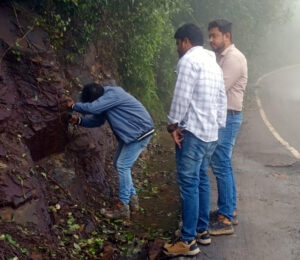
[176,131,217,241]
[210,113,243,220]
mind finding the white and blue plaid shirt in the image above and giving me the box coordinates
[168,46,227,142]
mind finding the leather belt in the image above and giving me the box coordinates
[227,109,241,115]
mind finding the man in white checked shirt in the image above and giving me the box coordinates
[163,24,227,257]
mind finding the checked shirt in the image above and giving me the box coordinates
[168,46,227,142]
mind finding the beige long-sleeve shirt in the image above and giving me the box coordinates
[217,44,248,111]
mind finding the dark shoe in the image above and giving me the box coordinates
[209,215,234,236]
[129,194,139,212]
[196,230,211,245]
[232,209,238,225]
[174,222,211,244]
[209,209,219,223]
[163,239,200,257]
[100,201,130,220]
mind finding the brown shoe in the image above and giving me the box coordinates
[232,209,238,225]
[163,240,200,257]
[209,214,234,236]
[129,194,139,212]
[100,201,130,220]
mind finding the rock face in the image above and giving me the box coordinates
[0,4,117,232]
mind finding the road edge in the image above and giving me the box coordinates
[255,64,300,160]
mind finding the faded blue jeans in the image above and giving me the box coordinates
[176,130,217,241]
[210,113,243,220]
[113,135,152,204]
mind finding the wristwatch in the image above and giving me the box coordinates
[167,123,178,133]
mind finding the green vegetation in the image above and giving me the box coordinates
[23,0,187,120]
[0,233,29,257]
[10,0,294,119]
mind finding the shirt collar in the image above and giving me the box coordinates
[185,46,203,56]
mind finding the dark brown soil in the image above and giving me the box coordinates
[0,3,180,259]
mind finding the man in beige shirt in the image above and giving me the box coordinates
[207,19,248,235]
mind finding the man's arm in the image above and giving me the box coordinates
[70,114,106,128]
[222,55,243,92]
[73,91,122,115]
[64,96,117,115]
[167,59,196,147]
[79,114,107,128]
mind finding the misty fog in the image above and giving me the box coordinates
[255,1,300,73]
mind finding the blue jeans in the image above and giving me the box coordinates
[113,135,152,204]
[176,131,217,241]
[210,113,242,220]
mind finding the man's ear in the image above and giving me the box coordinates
[183,37,192,48]
[224,32,231,41]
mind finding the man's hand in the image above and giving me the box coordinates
[71,114,80,125]
[60,97,74,111]
[170,128,184,149]
[64,97,74,108]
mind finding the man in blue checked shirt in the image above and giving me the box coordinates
[163,23,227,257]
[66,82,154,220]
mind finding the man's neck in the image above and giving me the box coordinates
[218,42,232,55]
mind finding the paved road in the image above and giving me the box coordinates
[258,65,300,153]
[173,66,300,260]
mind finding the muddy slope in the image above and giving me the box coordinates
[0,3,118,236]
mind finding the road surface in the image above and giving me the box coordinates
[258,65,300,154]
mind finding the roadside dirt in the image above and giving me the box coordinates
[0,126,181,260]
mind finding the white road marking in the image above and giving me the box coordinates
[255,64,300,160]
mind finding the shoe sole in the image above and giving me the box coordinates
[163,247,200,257]
[232,219,238,225]
[209,229,234,236]
[197,238,211,245]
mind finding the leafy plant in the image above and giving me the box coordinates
[2,234,29,256]
[22,0,186,119]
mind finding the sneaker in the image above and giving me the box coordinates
[129,194,139,212]
[100,201,130,220]
[163,239,200,257]
[209,209,219,223]
[209,214,234,236]
[232,209,238,225]
[210,209,238,225]
[196,230,211,245]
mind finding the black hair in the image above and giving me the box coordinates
[174,23,204,46]
[81,83,104,103]
[208,19,232,38]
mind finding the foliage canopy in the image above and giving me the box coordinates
[12,0,295,119]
